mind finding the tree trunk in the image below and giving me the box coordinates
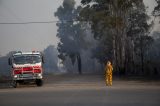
[77,54,82,74]
[140,37,144,75]
[141,47,144,74]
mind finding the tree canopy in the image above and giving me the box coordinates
[55,0,87,74]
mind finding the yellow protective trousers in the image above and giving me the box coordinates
[105,63,113,86]
[105,72,112,86]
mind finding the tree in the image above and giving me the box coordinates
[55,0,87,74]
[80,0,152,75]
[153,0,160,16]
[127,2,153,74]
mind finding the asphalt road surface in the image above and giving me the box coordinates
[0,74,160,106]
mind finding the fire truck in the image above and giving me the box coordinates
[8,51,44,88]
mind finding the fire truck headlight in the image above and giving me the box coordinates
[14,75,18,78]
[38,74,42,77]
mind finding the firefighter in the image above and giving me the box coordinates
[105,61,113,86]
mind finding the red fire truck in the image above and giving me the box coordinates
[8,51,44,88]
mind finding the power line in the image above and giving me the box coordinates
[0,15,156,25]
[0,21,60,24]
[0,20,84,25]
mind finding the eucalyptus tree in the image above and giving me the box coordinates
[55,0,87,74]
[80,0,152,75]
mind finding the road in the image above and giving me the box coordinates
[0,74,160,106]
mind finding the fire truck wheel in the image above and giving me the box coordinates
[36,79,43,87]
[12,81,19,88]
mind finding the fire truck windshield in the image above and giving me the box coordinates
[13,55,41,65]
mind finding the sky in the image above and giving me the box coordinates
[0,0,158,56]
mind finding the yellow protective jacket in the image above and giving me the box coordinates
[105,64,113,75]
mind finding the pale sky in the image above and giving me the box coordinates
[0,0,158,56]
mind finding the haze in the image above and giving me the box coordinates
[0,0,157,56]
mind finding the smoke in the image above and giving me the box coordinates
[43,45,60,73]
[61,24,103,74]
[0,51,15,76]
